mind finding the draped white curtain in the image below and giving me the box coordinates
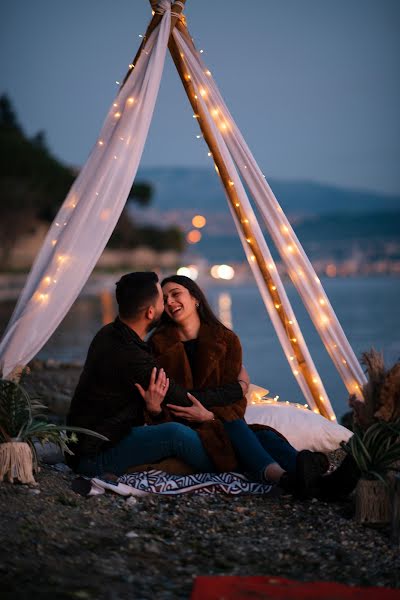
[0,4,171,378]
[173,29,367,413]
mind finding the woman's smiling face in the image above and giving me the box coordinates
[162,282,198,324]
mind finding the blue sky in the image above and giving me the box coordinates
[1,0,399,195]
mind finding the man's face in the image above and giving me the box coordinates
[147,282,164,331]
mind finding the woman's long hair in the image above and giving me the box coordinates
[159,275,227,330]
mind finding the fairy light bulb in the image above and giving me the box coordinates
[114,112,121,119]
[98,140,104,146]
[127,97,134,105]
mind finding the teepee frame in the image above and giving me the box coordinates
[0,1,368,420]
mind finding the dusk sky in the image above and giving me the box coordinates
[1,0,399,196]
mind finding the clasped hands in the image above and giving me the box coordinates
[135,367,214,423]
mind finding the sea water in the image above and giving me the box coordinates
[0,276,399,419]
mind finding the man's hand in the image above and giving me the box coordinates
[167,393,215,423]
[238,364,250,396]
[135,367,169,415]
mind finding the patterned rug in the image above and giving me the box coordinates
[72,470,276,497]
[117,470,275,496]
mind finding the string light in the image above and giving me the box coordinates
[127,97,135,105]
[207,152,212,157]
[98,140,104,146]
[228,180,234,186]
[113,103,118,108]
[275,303,280,309]
[271,285,277,290]
[199,88,207,97]
[287,245,294,253]
[51,240,57,246]
[205,70,212,76]
[114,112,121,119]
[319,298,326,305]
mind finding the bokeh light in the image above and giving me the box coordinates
[176,265,199,280]
[192,215,207,228]
[186,230,202,244]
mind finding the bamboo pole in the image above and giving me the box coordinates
[168,21,332,419]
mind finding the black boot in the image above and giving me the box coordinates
[295,450,330,499]
[278,451,329,499]
[316,454,361,502]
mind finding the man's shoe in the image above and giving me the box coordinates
[295,450,330,499]
[316,454,361,502]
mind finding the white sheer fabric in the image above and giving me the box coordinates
[0,5,171,378]
[174,29,367,413]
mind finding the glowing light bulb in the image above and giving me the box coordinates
[282,225,289,233]
[287,245,294,253]
[250,255,256,262]
[268,264,274,270]
[127,97,134,105]
[98,140,104,146]
[275,303,280,309]
[114,112,121,119]
[199,88,207,97]
[207,152,212,157]
[319,298,326,305]
[235,202,240,207]
[271,285,277,291]
[293,370,299,376]
[205,70,212,76]
[211,109,219,117]
[228,180,234,186]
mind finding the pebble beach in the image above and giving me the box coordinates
[1,360,399,599]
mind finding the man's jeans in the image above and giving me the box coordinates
[77,419,298,481]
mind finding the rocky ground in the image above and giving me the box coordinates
[1,361,399,599]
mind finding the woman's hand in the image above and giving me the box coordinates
[238,364,250,396]
[167,393,215,423]
[135,367,169,415]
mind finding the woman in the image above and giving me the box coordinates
[147,274,329,496]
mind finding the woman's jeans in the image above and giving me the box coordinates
[77,419,298,481]
[223,419,298,481]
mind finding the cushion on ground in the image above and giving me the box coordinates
[244,402,352,452]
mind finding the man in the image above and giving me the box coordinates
[67,272,247,476]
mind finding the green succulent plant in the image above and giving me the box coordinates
[0,378,107,470]
[341,418,400,485]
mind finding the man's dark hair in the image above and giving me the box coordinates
[115,272,159,320]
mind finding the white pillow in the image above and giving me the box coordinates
[244,402,352,452]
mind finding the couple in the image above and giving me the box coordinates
[67,272,358,500]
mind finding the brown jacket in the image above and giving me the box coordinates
[151,322,249,471]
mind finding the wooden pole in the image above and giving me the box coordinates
[120,1,187,90]
[167,20,332,419]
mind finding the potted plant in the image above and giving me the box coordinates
[341,419,400,524]
[0,378,107,485]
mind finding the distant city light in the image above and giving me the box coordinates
[326,264,337,277]
[186,230,202,244]
[210,264,235,280]
[177,266,199,280]
[192,215,207,228]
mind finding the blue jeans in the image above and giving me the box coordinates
[223,419,298,481]
[77,420,298,481]
[77,422,214,477]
